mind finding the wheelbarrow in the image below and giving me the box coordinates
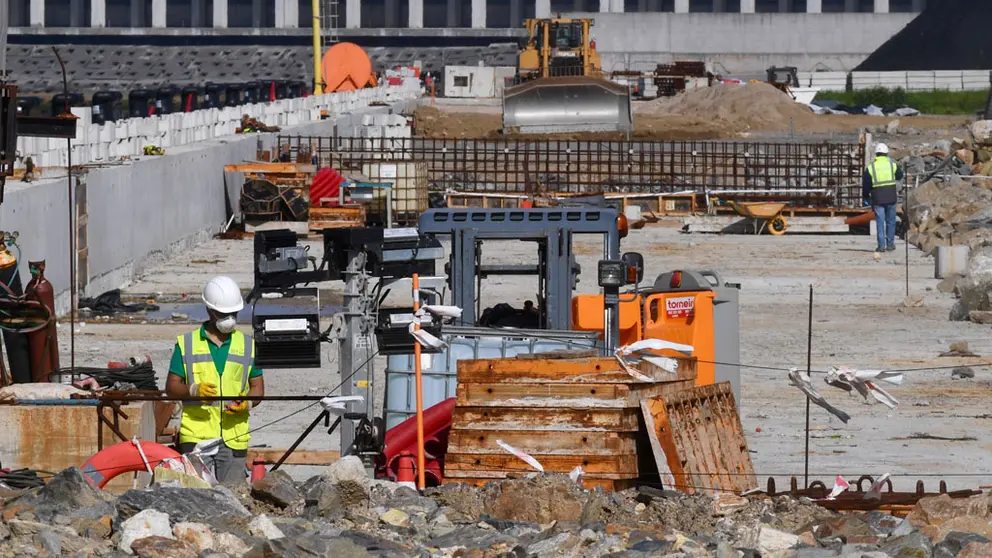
[726,200,788,235]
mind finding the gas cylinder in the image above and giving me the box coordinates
[25,260,58,382]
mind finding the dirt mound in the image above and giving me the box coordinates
[639,82,820,132]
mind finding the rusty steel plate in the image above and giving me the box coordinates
[642,382,756,495]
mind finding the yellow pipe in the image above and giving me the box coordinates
[312,0,323,95]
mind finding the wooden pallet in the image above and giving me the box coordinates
[443,356,696,491]
[309,205,365,231]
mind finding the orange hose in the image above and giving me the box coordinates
[412,273,426,490]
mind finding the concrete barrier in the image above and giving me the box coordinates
[18,81,423,168]
[800,70,992,93]
[3,95,422,315]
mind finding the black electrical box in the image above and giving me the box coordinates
[252,312,322,368]
[375,308,443,355]
[323,227,441,280]
[253,229,328,292]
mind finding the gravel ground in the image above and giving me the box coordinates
[55,222,992,491]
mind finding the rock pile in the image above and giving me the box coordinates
[2,460,992,557]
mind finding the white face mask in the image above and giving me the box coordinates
[215,315,237,334]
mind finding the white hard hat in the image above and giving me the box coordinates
[875,143,889,155]
[202,276,244,314]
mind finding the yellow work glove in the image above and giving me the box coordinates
[189,383,218,399]
[224,400,250,415]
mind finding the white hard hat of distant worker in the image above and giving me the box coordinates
[875,143,889,155]
[202,276,244,314]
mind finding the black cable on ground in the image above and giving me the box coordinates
[0,468,45,489]
[51,360,159,391]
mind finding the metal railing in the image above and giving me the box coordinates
[276,136,867,208]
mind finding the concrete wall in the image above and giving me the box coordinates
[20,82,422,168]
[571,12,918,75]
[2,93,421,315]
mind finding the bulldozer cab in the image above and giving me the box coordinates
[766,66,800,89]
[520,17,599,79]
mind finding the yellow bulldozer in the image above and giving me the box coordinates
[518,17,602,80]
[505,17,632,134]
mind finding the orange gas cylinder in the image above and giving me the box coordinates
[25,260,58,382]
[321,42,374,93]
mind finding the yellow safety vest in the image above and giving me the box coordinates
[867,156,897,189]
[176,329,255,450]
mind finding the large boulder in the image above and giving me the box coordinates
[908,494,990,527]
[250,470,301,509]
[2,467,115,523]
[951,247,992,320]
[116,486,251,534]
[119,509,173,554]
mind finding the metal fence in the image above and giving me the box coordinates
[276,136,867,208]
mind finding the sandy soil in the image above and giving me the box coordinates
[414,83,971,141]
[53,224,992,491]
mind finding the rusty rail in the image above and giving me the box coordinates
[766,475,983,514]
[274,136,866,208]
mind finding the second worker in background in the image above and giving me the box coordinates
[863,143,904,254]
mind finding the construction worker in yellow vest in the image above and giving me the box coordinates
[862,143,904,254]
[165,276,264,483]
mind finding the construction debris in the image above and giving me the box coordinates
[0,464,988,557]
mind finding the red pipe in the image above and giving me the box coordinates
[269,81,277,102]
[379,398,456,484]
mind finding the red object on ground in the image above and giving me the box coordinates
[251,458,267,482]
[310,168,345,207]
[378,398,456,487]
[845,211,876,226]
[81,441,181,488]
[386,77,403,86]
[395,452,416,487]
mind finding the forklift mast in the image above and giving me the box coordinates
[418,207,621,332]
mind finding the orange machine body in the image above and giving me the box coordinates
[571,278,718,388]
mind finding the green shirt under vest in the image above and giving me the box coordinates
[168,325,263,382]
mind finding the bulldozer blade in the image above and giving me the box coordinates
[502,76,633,135]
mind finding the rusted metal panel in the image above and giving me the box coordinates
[451,407,641,432]
[641,382,756,495]
[457,356,695,384]
[0,402,156,493]
[445,453,639,477]
[448,429,636,456]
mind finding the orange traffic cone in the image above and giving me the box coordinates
[250,458,267,483]
[396,452,416,490]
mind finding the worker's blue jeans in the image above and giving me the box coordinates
[874,203,897,249]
